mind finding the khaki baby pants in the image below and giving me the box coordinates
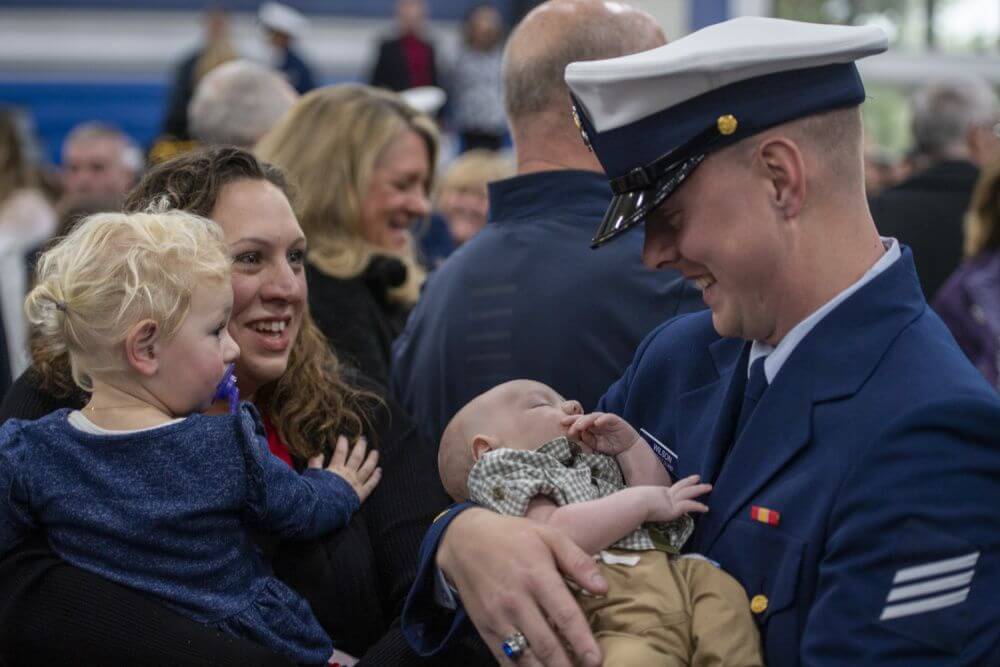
[574,550,763,666]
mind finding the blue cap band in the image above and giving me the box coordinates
[580,62,865,181]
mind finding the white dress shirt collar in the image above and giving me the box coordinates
[749,237,901,382]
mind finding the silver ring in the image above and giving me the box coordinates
[501,630,529,660]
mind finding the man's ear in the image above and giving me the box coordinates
[757,136,806,220]
[125,319,161,377]
[471,434,499,461]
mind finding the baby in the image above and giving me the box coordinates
[439,379,763,666]
[0,210,379,665]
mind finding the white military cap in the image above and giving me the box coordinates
[564,17,888,247]
[258,2,308,40]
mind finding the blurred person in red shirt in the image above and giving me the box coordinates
[370,0,439,93]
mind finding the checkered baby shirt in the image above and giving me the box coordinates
[467,436,692,552]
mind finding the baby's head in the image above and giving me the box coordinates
[25,209,236,414]
[438,379,582,500]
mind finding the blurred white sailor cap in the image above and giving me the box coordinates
[564,17,888,247]
[400,86,447,116]
[259,2,307,39]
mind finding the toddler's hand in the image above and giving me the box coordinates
[308,435,381,503]
[562,411,642,456]
[642,475,712,522]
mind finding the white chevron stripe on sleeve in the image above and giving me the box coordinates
[880,587,970,621]
[892,551,980,584]
[886,569,975,603]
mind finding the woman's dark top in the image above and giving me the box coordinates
[306,259,411,389]
[0,370,489,665]
[0,368,80,423]
[932,251,1000,389]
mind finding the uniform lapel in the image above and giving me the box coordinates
[676,337,745,483]
[694,358,814,553]
[692,247,927,554]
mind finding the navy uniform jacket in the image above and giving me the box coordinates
[402,248,1000,664]
[391,170,704,446]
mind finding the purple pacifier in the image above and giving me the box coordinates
[213,363,240,414]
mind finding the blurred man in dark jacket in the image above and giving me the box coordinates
[391,0,704,446]
[871,75,1000,299]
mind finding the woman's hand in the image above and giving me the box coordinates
[437,509,606,667]
[562,411,642,456]
[308,436,381,503]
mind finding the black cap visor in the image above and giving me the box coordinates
[590,152,706,248]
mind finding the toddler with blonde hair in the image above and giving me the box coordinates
[0,210,380,665]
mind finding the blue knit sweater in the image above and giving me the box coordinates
[0,403,359,664]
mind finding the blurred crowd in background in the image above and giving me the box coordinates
[1,0,999,402]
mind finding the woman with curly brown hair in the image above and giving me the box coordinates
[0,147,483,665]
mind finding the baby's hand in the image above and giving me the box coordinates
[562,411,642,456]
[641,475,712,522]
[308,435,382,503]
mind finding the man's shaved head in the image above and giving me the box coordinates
[503,0,665,123]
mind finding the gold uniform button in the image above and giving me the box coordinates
[717,113,738,135]
[750,594,769,614]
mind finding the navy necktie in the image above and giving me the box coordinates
[734,355,768,442]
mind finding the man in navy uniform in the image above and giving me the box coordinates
[402,17,1000,666]
[391,0,702,448]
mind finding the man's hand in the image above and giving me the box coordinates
[308,435,381,503]
[563,411,641,456]
[639,475,711,522]
[437,509,606,666]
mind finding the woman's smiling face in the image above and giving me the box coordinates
[359,128,432,252]
[210,178,308,398]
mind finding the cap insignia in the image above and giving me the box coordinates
[717,114,738,136]
[572,105,594,152]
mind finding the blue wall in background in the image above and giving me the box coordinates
[0,78,168,165]
[690,0,729,30]
[0,74,355,166]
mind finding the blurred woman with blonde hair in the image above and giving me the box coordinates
[257,84,437,387]
[435,148,513,247]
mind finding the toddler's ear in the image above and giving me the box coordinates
[125,319,161,376]
[471,434,499,461]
